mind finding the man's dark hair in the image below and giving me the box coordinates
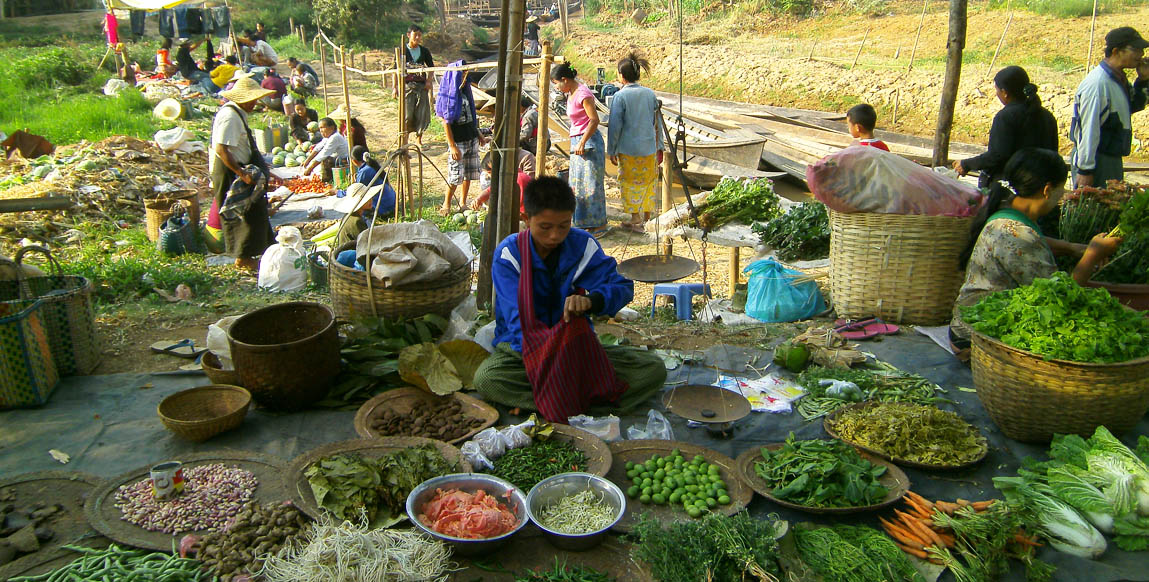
[319,117,336,129]
[408,24,424,34]
[523,176,576,215]
[294,98,308,107]
[257,22,265,28]
[225,55,238,65]
[287,56,299,64]
[243,29,254,38]
[520,95,533,109]
[846,103,878,132]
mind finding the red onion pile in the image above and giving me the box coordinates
[114,463,258,534]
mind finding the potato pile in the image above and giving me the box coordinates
[369,397,484,441]
[196,502,308,582]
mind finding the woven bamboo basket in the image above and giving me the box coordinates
[227,302,340,411]
[157,385,251,442]
[328,241,472,320]
[828,210,972,325]
[201,351,241,387]
[144,191,200,242]
[970,330,1149,443]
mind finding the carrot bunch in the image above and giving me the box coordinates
[285,176,329,194]
[880,491,1022,564]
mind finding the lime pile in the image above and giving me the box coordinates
[624,449,732,518]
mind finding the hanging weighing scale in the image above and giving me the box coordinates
[662,384,751,438]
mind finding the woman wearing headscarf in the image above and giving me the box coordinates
[954,66,1059,188]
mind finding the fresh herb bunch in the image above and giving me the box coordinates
[826,402,987,467]
[321,314,449,408]
[515,560,615,582]
[629,512,783,582]
[486,440,587,491]
[1058,186,1128,247]
[795,362,944,421]
[927,505,1056,582]
[961,272,1149,363]
[793,524,925,582]
[754,433,888,508]
[691,177,782,230]
[752,202,830,261]
[1057,183,1149,284]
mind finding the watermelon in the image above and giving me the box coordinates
[272,146,285,155]
[306,121,319,132]
[295,143,309,155]
[273,154,287,166]
[285,155,301,168]
[452,213,466,225]
[467,214,481,226]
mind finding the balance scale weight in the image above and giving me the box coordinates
[661,384,751,438]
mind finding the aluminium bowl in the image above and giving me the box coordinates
[406,473,529,556]
[526,472,625,551]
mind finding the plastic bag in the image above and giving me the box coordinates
[807,145,985,217]
[103,78,130,96]
[474,321,497,352]
[460,441,494,471]
[743,259,826,323]
[439,295,478,344]
[472,427,506,459]
[821,379,863,402]
[206,315,241,370]
[154,127,194,152]
[627,409,674,440]
[569,414,622,442]
[498,422,534,450]
[257,226,307,292]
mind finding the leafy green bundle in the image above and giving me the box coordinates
[514,559,615,582]
[305,445,455,528]
[960,272,1149,363]
[690,177,782,230]
[826,403,987,467]
[1057,183,1149,284]
[754,433,888,508]
[486,440,588,492]
[752,202,830,262]
[926,504,1056,582]
[629,512,782,582]
[793,524,924,582]
[794,362,945,421]
[321,314,449,407]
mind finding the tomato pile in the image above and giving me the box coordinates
[285,176,329,194]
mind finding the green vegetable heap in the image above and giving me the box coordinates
[793,524,924,582]
[323,314,449,408]
[754,433,888,508]
[486,440,587,492]
[928,504,1055,582]
[827,402,987,467]
[629,512,782,582]
[9,544,206,582]
[1057,183,1149,284]
[305,445,455,528]
[795,362,945,421]
[960,272,1149,363]
[689,177,782,230]
[623,449,733,518]
[752,201,831,262]
[514,559,615,582]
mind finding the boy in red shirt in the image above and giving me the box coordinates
[847,104,890,151]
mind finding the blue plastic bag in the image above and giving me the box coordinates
[743,259,826,323]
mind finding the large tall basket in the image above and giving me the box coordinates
[828,210,972,325]
[328,241,472,320]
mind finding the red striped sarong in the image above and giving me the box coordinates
[517,232,627,422]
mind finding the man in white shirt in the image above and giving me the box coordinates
[240,32,278,67]
[302,117,349,182]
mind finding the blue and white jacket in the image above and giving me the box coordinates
[1069,61,1149,174]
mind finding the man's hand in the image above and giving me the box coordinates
[1138,58,1149,82]
[1076,173,1094,188]
[563,295,592,322]
[450,145,461,161]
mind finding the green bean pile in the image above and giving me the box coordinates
[487,440,587,491]
[11,544,212,582]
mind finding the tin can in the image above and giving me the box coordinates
[150,461,185,500]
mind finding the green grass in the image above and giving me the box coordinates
[269,35,319,62]
[988,0,1139,17]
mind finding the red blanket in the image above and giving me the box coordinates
[517,231,626,422]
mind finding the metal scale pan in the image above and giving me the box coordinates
[617,254,700,284]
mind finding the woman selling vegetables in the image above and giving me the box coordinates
[949,147,1123,352]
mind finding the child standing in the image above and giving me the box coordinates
[846,104,890,151]
[472,177,666,421]
[437,60,483,214]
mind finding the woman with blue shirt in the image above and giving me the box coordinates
[334,146,396,246]
[607,53,664,233]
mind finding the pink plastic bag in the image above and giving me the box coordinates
[807,146,985,217]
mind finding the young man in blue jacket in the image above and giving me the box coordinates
[473,176,665,420]
[1070,26,1149,187]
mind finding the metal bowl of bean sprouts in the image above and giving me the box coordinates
[526,473,626,551]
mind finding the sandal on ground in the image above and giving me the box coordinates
[150,339,207,359]
[833,318,900,341]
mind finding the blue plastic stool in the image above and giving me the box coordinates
[651,283,711,321]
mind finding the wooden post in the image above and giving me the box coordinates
[850,29,869,70]
[806,39,818,62]
[436,0,448,33]
[535,41,553,178]
[1087,0,1099,68]
[559,0,569,37]
[340,46,354,179]
[932,0,967,168]
[319,38,330,113]
[985,3,1012,80]
[289,17,295,35]
[908,0,928,73]
[728,248,739,299]
[494,0,528,244]
[361,54,367,71]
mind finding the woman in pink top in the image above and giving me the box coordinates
[552,64,607,234]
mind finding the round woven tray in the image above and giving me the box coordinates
[970,330,1149,443]
[605,440,752,533]
[734,443,909,515]
[157,385,251,442]
[284,437,470,522]
[353,388,499,444]
[0,471,103,581]
[201,351,241,387]
[823,402,989,471]
[83,450,290,551]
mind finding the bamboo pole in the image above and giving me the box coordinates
[985,2,1012,80]
[728,248,739,299]
[1087,0,1099,69]
[340,46,354,180]
[908,0,928,73]
[535,41,553,178]
[495,0,528,239]
[932,0,967,167]
[319,37,330,113]
[559,0,569,37]
[396,46,413,215]
[850,29,869,70]
[807,39,817,62]
[289,17,295,35]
